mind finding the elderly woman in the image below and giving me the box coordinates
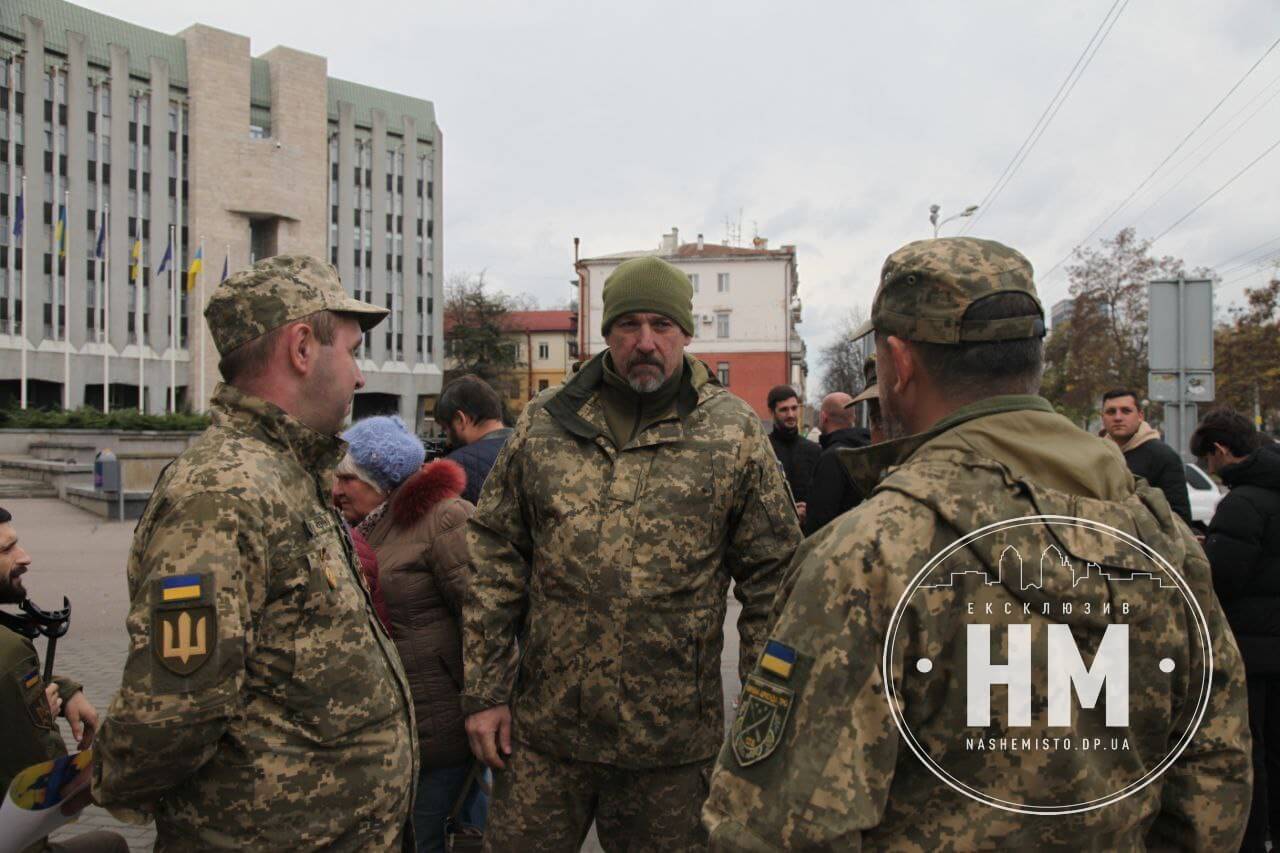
[332,415,486,852]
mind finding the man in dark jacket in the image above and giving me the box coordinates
[0,506,127,853]
[1192,408,1280,852]
[438,375,514,505]
[803,391,869,536]
[1101,388,1193,524]
[767,385,821,526]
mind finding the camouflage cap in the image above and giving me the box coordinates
[871,237,1045,344]
[204,255,388,356]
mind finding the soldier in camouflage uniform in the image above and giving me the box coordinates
[92,256,419,850]
[462,256,802,851]
[704,238,1252,850]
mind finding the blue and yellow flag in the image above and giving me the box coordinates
[186,246,203,292]
[94,215,106,260]
[12,194,22,238]
[54,207,67,257]
[22,668,40,689]
[130,240,142,281]
[760,639,796,680]
[160,574,202,603]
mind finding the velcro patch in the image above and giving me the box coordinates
[732,675,794,767]
[152,573,216,677]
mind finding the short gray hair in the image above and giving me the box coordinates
[335,453,387,497]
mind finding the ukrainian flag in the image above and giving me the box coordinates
[23,668,40,689]
[54,207,67,257]
[130,240,142,281]
[161,574,202,602]
[760,639,796,680]
[186,246,203,292]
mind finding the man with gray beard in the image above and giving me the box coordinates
[463,256,802,850]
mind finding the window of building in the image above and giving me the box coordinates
[717,272,730,293]
[717,362,730,387]
[538,379,549,391]
[568,341,579,358]
[538,342,549,360]
[689,273,699,293]
[716,312,730,338]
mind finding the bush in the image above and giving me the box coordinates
[0,406,210,432]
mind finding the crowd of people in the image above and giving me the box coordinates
[0,238,1277,852]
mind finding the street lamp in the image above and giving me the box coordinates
[930,203,979,238]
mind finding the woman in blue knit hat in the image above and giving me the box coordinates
[332,415,487,852]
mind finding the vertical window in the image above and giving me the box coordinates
[717,362,730,387]
[717,272,729,293]
[691,314,700,337]
[716,312,730,338]
[538,342,549,360]
[689,273,699,293]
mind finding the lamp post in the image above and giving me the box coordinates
[930,203,979,238]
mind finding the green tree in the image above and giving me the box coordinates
[443,271,522,404]
[1214,276,1280,432]
[1042,228,1200,427]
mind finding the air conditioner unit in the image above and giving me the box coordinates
[701,315,713,325]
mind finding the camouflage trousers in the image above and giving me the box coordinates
[482,743,713,852]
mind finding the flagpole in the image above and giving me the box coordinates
[168,223,175,414]
[5,57,15,341]
[19,174,27,410]
[63,189,71,410]
[196,236,207,408]
[134,91,144,414]
[103,203,111,414]
[52,67,62,407]
[176,100,185,411]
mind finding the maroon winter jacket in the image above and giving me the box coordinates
[349,525,392,631]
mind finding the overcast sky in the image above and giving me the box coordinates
[88,0,1280,393]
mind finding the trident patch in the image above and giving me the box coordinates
[152,574,215,676]
[731,675,794,767]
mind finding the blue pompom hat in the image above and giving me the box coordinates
[340,415,426,493]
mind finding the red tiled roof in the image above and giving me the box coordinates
[444,310,576,335]
[502,310,577,333]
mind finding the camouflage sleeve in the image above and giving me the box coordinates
[461,414,534,715]
[53,675,83,704]
[1145,525,1252,849]
[725,421,802,682]
[93,492,262,811]
[706,501,909,851]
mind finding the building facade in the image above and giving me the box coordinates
[576,228,806,420]
[0,0,444,426]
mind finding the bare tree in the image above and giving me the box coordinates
[818,306,870,397]
[443,271,522,405]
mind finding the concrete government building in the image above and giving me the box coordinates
[0,0,444,427]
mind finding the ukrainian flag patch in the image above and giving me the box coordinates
[23,668,40,689]
[161,574,203,603]
[760,639,796,680]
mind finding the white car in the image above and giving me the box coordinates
[1184,462,1222,531]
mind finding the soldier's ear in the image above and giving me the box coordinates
[883,335,915,394]
[282,321,315,376]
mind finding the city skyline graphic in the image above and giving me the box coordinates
[919,543,1179,592]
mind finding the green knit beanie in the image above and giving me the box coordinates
[601,257,696,336]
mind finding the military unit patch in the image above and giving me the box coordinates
[152,572,215,677]
[23,667,40,689]
[732,675,794,767]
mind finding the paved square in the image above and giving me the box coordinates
[7,497,745,851]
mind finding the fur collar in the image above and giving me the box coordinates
[390,458,468,528]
